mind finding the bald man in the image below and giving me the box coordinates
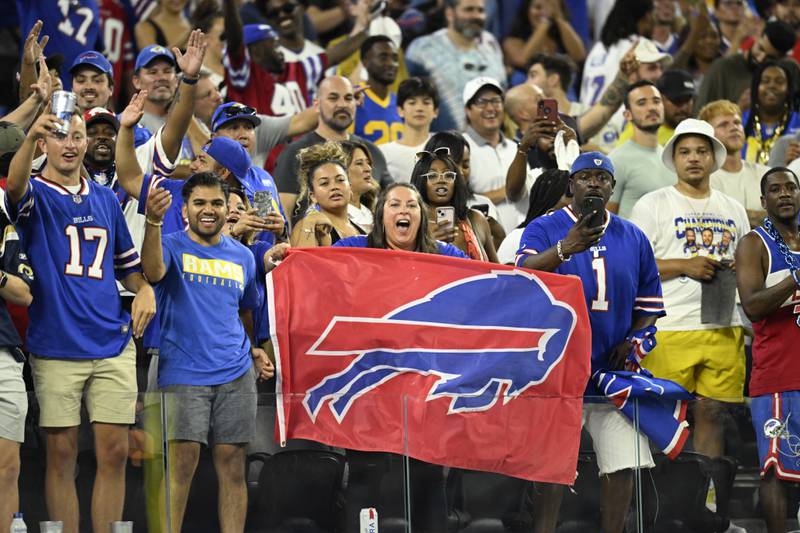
[505,83,544,139]
[274,76,394,220]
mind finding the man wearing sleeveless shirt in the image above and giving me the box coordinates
[736,166,800,533]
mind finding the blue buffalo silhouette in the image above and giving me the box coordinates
[303,270,578,422]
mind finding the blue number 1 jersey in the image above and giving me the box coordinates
[516,206,666,381]
[6,176,141,359]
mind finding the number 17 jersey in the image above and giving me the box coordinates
[516,206,665,373]
[6,177,141,359]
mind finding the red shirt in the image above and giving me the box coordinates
[98,0,134,108]
[223,45,327,116]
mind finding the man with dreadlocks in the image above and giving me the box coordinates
[735,166,800,533]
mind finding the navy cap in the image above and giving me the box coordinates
[569,151,615,178]
[243,24,278,46]
[135,45,176,71]
[211,102,262,132]
[70,51,113,76]
[203,137,252,183]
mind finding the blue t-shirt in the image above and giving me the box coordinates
[6,177,140,358]
[516,207,665,393]
[334,235,468,258]
[353,90,403,145]
[156,232,261,387]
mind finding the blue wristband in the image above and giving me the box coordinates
[181,76,199,85]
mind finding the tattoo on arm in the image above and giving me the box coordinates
[599,75,627,108]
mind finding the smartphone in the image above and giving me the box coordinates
[436,206,455,230]
[581,197,605,228]
[253,190,274,218]
[537,98,559,121]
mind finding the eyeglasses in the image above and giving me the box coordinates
[472,97,503,108]
[422,171,458,182]
[464,62,488,72]
[415,147,451,162]
[221,104,256,118]
[265,2,297,19]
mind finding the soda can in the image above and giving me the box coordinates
[359,507,378,533]
[40,521,64,533]
[109,521,133,533]
[50,90,77,136]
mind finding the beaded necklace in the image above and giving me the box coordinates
[753,106,789,165]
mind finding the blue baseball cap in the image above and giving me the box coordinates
[70,51,113,76]
[569,151,615,178]
[203,137,252,184]
[211,102,262,132]
[243,24,278,46]
[135,45,176,71]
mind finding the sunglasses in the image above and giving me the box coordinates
[265,2,297,19]
[220,104,256,118]
[415,147,451,162]
[464,62,488,72]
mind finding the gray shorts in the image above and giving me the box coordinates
[162,366,257,446]
[0,348,27,442]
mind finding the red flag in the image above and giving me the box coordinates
[268,247,591,483]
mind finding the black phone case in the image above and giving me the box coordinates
[581,198,605,228]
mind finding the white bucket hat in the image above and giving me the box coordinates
[661,118,727,173]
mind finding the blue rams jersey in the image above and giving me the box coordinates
[6,176,140,358]
[18,0,103,91]
[156,231,260,387]
[516,207,666,379]
[353,89,403,145]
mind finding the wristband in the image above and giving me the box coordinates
[556,240,571,262]
[145,218,163,227]
[181,76,199,85]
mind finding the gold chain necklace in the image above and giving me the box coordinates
[752,105,789,165]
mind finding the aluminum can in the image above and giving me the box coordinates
[50,90,77,135]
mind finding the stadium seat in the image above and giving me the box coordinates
[249,449,345,533]
[445,468,533,532]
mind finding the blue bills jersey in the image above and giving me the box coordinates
[6,177,141,358]
[353,89,403,145]
[17,0,103,91]
[516,207,666,383]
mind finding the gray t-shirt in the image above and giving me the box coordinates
[768,132,800,167]
[609,140,677,219]
[251,114,292,169]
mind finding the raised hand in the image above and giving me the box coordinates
[119,91,148,129]
[30,55,53,104]
[619,40,640,83]
[561,212,605,256]
[146,186,172,222]
[174,29,208,79]
[22,20,49,66]
[28,113,63,141]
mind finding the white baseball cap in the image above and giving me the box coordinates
[463,76,503,106]
[635,38,672,65]
[662,118,727,173]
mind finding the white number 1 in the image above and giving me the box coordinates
[65,225,108,279]
[591,257,609,311]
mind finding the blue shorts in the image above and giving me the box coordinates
[751,391,800,481]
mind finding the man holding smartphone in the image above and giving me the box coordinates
[516,152,665,533]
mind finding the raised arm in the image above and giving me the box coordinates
[116,92,149,199]
[736,232,799,322]
[3,56,51,129]
[223,0,245,63]
[141,186,172,283]
[325,0,372,66]
[18,20,49,104]
[160,30,207,163]
[7,111,59,205]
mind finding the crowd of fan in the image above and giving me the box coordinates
[1,0,800,532]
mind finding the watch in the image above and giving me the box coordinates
[0,271,8,289]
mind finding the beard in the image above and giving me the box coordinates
[454,17,483,40]
[322,109,353,133]
[632,117,661,134]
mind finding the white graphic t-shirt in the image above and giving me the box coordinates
[629,186,750,330]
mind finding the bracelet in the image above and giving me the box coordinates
[181,76,199,85]
[556,240,571,262]
[792,268,800,288]
[145,218,163,227]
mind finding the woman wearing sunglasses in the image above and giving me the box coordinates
[409,149,499,262]
[290,142,367,247]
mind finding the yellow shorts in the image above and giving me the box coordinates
[642,328,745,403]
[31,339,137,427]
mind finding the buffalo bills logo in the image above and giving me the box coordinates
[303,270,577,422]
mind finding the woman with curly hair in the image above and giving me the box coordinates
[340,139,378,233]
[290,141,366,247]
[409,149,498,262]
